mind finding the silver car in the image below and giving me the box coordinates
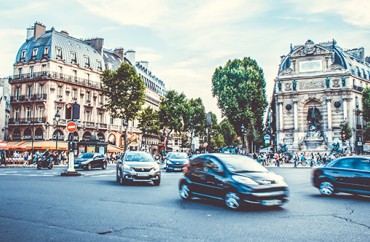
[116,151,161,186]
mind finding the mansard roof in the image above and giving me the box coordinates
[278,40,370,80]
[15,29,103,71]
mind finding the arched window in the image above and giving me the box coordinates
[23,128,32,140]
[35,128,43,140]
[97,132,105,142]
[82,131,92,141]
[108,134,116,145]
[52,130,64,141]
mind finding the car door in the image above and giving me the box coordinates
[352,158,370,193]
[329,158,357,191]
[187,158,207,194]
[202,157,226,199]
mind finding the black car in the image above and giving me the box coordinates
[116,151,161,186]
[74,153,107,170]
[179,154,289,210]
[164,152,189,172]
[312,156,370,196]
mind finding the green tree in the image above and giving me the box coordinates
[101,62,145,150]
[220,119,237,147]
[340,121,352,142]
[182,98,206,150]
[362,87,370,141]
[138,107,160,149]
[209,113,225,149]
[158,90,187,151]
[212,57,267,153]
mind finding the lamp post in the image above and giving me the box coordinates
[122,119,128,151]
[240,124,247,154]
[28,120,35,156]
[54,109,60,159]
[142,128,147,151]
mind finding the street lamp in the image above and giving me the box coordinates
[240,124,247,154]
[122,119,128,151]
[54,109,60,158]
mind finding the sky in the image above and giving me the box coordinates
[1,0,370,120]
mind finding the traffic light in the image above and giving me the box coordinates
[72,103,80,120]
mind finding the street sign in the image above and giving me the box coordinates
[264,134,271,140]
[67,121,77,133]
[265,140,270,144]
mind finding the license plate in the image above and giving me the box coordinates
[136,172,149,177]
[174,168,182,171]
[261,200,282,206]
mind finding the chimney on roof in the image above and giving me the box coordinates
[140,61,149,70]
[26,26,34,40]
[60,30,69,36]
[84,38,104,54]
[34,22,46,40]
[114,48,124,59]
[125,50,136,65]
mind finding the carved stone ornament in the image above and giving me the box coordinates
[330,64,343,71]
[332,79,340,87]
[285,83,292,91]
[281,68,293,76]
[299,80,324,90]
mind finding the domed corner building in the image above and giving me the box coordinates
[272,39,369,154]
[8,22,166,153]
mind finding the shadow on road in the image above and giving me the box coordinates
[309,193,370,202]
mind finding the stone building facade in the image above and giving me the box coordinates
[8,22,166,151]
[274,40,369,154]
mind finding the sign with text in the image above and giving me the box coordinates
[67,121,77,133]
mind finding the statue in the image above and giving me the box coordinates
[307,107,322,129]
[277,81,282,92]
[325,77,330,89]
[292,80,297,91]
[341,76,346,87]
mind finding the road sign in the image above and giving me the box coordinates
[264,134,271,140]
[67,121,77,133]
[265,140,270,144]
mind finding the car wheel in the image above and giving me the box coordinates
[48,163,53,169]
[179,183,192,200]
[87,163,92,170]
[37,163,42,170]
[153,177,161,186]
[319,181,335,196]
[102,162,107,170]
[224,192,241,210]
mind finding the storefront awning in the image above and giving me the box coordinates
[23,141,68,151]
[107,144,124,153]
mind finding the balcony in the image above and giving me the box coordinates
[10,94,47,103]
[98,123,108,129]
[110,124,120,131]
[9,117,46,125]
[353,85,364,92]
[11,71,101,89]
[83,121,95,128]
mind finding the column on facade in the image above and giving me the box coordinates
[293,100,298,130]
[343,98,347,120]
[326,98,332,130]
[278,101,283,130]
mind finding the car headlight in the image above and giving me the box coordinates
[232,175,258,185]
[166,160,172,165]
[123,164,133,172]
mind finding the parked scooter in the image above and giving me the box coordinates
[36,154,55,170]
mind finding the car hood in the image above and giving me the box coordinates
[125,161,159,168]
[234,172,285,185]
[168,158,188,163]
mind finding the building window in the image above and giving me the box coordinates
[38,106,44,118]
[70,51,76,63]
[15,109,20,121]
[85,111,91,122]
[41,64,47,75]
[99,94,103,104]
[73,70,77,81]
[98,113,103,123]
[15,87,20,100]
[44,47,49,56]
[30,66,34,77]
[72,89,77,100]
[18,68,22,78]
[59,66,63,78]
[32,48,38,58]
[39,85,44,96]
[56,47,62,59]
[97,60,102,71]
[110,117,113,125]
[27,85,32,98]
[26,107,32,121]
[86,91,90,103]
[84,56,90,67]
[21,50,26,60]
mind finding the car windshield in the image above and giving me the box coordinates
[169,153,188,159]
[124,152,154,162]
[78,153,94,159]
[220,155,268,173]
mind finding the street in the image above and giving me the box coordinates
[0,165,369,242]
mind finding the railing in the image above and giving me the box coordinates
[110,124,120,130]
[9,117,46,124]
[98,123,108,129]
[83,121,95,128]
[11,71,101,89]
[10,94,47,102]
[353,85,364,92]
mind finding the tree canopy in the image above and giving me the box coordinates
[212,57,267,152]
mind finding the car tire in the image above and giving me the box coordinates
[224,192,241,210]
[319,181,335,196]
[87,163,92,170]
[179,182,192,200]
[37,163,42,170]
[153,178,161,186]
[102,162,107,170]
[48,163,53,169]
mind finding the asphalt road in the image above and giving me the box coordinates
[0,165,369,242]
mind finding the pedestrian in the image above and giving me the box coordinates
[23,151,29,165]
